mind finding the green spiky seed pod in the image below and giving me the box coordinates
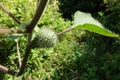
[38,27,58,48]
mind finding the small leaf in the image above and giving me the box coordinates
[7,34,23,42]
[34,25,39,33]
[19,23,27,29]
[33,25,40,39]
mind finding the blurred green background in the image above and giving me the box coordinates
[0,0,120,80]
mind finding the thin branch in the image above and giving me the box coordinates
[17,33,32,76]
[0,28,26,34]
[26,0,50,32]
[16,42,22,68]
[57,27,74,35]
[0,65,17,75]
[0,3,21,24]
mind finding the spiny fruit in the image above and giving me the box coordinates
[37,27,58,48]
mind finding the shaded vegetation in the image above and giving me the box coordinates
[58,0,106,20]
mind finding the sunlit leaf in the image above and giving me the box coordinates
[76,24,118,37]
[73,11,118,37]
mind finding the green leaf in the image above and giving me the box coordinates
[19,23,27,30]
[76,24,118,37]
[73,11,118,37]
[73,11,103,27]
[34,25,39,33]
[7,34,23,42]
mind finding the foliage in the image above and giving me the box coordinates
[0,38,14,63]
[58,0,106,20]
[0,0,36,28]
[105,0,120,34]
[0,0,120,80]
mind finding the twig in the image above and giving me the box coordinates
[0,65,17,75]
[0,3,21,24]
[0,28,26,34]
[57,27,74,35]
[16,42,22,68]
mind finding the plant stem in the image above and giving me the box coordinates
[18,33,32,76]
[0,65,17,75]
[26,0,50,32]
[18,0,50,76]
[16,42,22,68]
[57,27,73,35]
[0,28,26,34]
[0,3,21,24]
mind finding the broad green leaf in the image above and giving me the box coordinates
[76,24,118,37]
[73,11,118,37]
